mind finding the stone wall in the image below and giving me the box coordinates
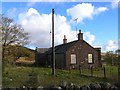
[1,82,119,90]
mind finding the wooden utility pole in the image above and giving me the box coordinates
[52,8,55,75]
[90,65,93,77]
[103,67,106,78]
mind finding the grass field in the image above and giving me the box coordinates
[2,65,118,88]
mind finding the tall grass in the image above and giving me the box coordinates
[2,65,118,88]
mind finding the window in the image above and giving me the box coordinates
[88,54,93,64]
[71,54,76,64]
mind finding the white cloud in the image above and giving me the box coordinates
[27,8,40,16]
[118,39,120,49]
[102,40,118,51]
[18,8,77,47]
[111,0,120,8]
[18,8,96,48]
[94,7,108,15]
[67,3,108,23]
[84,32,95,45]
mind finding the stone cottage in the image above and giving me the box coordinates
[35,30,101,69]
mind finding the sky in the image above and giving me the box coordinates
[1,0,119,52]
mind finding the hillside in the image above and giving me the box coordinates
[4,45,35,65]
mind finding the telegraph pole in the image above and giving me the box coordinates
[52,8,55,75]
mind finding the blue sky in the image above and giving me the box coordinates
[1,1,119,52]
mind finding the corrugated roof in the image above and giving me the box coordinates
[37,48,49,53]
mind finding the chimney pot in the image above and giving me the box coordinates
[79,30,81,33]
[64,35,66,39]
[78,29,83,40]
[63,35,67,44]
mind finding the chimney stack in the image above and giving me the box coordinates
[63,35,67,44]
[78,29,83,40]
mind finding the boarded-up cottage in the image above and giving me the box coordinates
[35,30,101,69]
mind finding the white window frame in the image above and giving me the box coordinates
[71,54,76,64]
[88,54,93,64]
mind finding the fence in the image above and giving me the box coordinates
[68,65,118,81]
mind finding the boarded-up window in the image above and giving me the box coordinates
[88,54,93,63]
[71,54,76,64]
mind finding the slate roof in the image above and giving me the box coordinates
[55,40,77,53]
[42,40,78,54]
[37,39,99,54]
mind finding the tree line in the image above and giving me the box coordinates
[102,50,120,66]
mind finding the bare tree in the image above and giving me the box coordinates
[0,15,29,64]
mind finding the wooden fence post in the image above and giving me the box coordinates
[69,65,71,74]
[79,65,81,75]
[118,64,120,89]
[91,66,93,77]
[103,67,106,78]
